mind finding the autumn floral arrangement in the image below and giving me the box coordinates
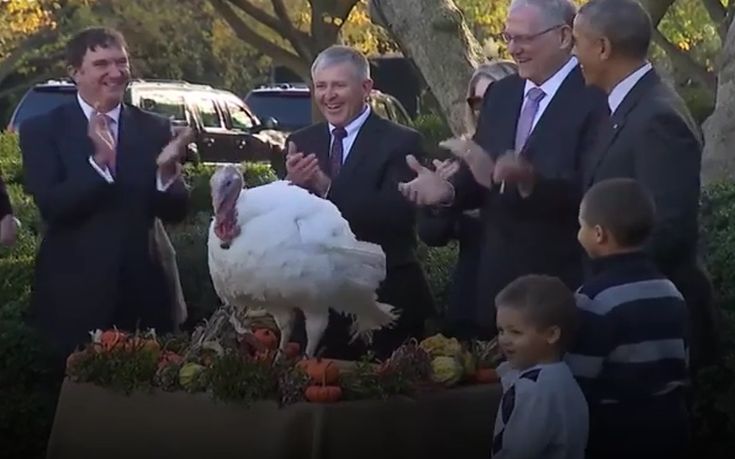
[64,308,501,406]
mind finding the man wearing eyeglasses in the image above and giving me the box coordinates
[399,0,608,336]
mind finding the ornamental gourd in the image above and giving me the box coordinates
[305,385,342,403]
[253,328,278,350]
[297,358,340,385]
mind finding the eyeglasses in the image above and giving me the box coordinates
[502,24,565,45]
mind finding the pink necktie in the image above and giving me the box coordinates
[104,115,117,176]
[514,87,546,153]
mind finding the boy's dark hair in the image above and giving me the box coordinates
[66,27,128,69]
[495,274,579,351]
[581,178,656,248]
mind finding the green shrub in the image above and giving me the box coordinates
[413,112,453,159]
[0,133,22,184]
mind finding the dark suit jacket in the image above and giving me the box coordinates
[585,69,702,269]
[584,69,717,370]
[0,172,11,219]
[417,208,483,338]
[452,64,608,333]
[20,102,189,357]
[287,112,435,359]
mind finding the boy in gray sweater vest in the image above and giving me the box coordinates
[492,275,588,459]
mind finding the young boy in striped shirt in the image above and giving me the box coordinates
[566,178,690,458]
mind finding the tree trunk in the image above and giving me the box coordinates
[369,0,485,136]
[702,18,735,184]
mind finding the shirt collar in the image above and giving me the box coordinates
[76,92,122,124]
[608,62,653,114]
[523,56,578,100]
[589,250,651,274]
[329,104,371,137]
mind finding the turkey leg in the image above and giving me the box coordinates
[271,308,297,354]
[303,311,329,357]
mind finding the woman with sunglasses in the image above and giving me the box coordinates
[418,60,517,341]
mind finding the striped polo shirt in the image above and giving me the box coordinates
[565,251,690,405]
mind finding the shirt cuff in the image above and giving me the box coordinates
[88,157,114,183]
[157,169,180,192]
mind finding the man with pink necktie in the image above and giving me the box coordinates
[399,0,608,336]
[19,27,192,363]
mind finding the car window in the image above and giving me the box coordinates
[137,90,187,122]
[10,87,76,129]
[226,101,255,130]
[244,93,312,131]
[195,97,223,129]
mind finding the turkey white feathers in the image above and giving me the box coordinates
[207,165,399,357]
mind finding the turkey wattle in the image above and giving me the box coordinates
[207,165,400,357]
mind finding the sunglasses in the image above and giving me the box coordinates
[467,96,484,110]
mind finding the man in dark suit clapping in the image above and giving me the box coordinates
[399,0,607,336]
[573,0,717,372]
[285,45,435,360]
[20,27,191,363]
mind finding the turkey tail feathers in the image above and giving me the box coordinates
[348,301,401,345]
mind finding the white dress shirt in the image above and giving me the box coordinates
[607,62,653,115]
[521,56,579,132]
[78,93,175,191]
[328,104,372,164]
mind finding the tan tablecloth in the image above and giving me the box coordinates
[47,379,501,459]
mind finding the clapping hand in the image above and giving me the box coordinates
[88,105,116,168]
[492,151,535,195]
[285,142,330,196]
[157,126,195,181]
[398,155,454,206]
[438,136,495,189]
[432,158,460,181]
[0,214,19,247]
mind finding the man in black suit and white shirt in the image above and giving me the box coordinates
[285,45,434,359]
[20,27,191,363]
[400,0,607,336]
[573,0,717,373]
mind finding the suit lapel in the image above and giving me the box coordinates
[336,113,383,184]
[523,66,582,159]
[585,69,659,186]
[116,105,145,181]
[64,102,95,160]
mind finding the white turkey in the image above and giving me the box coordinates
[207,164,400,357]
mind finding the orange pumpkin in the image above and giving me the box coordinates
[305,385,342,403]
[297,358,340,385]
[100,329,128,351]
[473,368,500,384]
[253,328,278,350]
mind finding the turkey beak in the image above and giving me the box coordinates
[213,188,226,216]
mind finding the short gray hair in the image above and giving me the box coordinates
[509,0,577,28]
[311,45,371,81]
[578,0,652,60]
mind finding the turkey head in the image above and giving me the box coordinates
[210,165,244,248]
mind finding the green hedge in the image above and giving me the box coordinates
[2,128,735,456]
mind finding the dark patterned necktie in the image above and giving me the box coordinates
[329,127,347,179]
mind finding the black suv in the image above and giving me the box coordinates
[244,83,413,133]
[7,79,286,170]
